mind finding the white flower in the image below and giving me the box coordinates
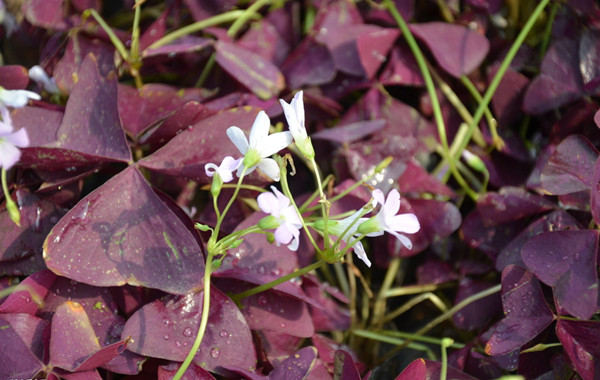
[279,91,314,159]
[257,186,302,251]
[29,65,60,94]
[0,106,29,169]
[358,189,420,249]
[205,156,242,183]
[314,210,372,267]
[0,87,40,108]
[226,110,292,181]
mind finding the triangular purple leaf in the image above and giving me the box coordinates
[410,22,489,78]
[556,319,600,380]
[0,313,47,380]
[485,266,554,355]
[540,135,598,195]
[215,40,284,100]
[269,346,318,380]
[43,166,205,294]
[122,285,256,375]
[521,230,599,319]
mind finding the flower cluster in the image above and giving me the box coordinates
[204,91,420,266]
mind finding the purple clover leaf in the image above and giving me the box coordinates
[357,188,420,250]
[279,90,315,159]
[204,156,242,183]
[257,186,302,251]
[0,105,29,169]
[226,110,292,181]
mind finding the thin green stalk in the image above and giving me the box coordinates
[449,0,550,162]
[384,284,501,358]
[211,167,247,242]
[227,0,272,38]
[460,75,502,150]
[372,257,401,329]
[440,338,454,380]
[172,251,214,380]
[195,54,217,88]
[148,10,245,49]
[352,330,437,359]
[382,292,448,324]
[310,158,331,251]
[539,1,559,60]
[384,282,452,298]
[279,158,322,255]
[2,168,20,226]
[231,259,325,302]
[298,174,333,211]
[84,9,129,61]
[383,0,478,200]
[129,0,144,88]
[386,331,464,350]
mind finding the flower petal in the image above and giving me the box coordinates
[257,131,293,158]
[226,126,249,154]
[257,158,280,181]
[0,89,40,108]
[270,186,290,210]
[372,189,385,208]
[257,191,278,215]
[205,163,218,177]
[0,139,21,169]
[286,225,300,251]
[382,189,401,220]
[291,91,305,133]
[389,231,413,250]
[388,213,420,234]
[248,111,271,149]
[353,241,372,267]
[274,224,293,246]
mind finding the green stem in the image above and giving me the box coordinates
[352,330,437,359]
[448,0,550,162]
[211,167,247,241]
[539,1,559,60]
[310,158,330,251]
[383,0,477,200]
[129,0,144,88]
[279,157,322,255]
[195,54,217,88]
[227,0,272,38]
[172,251,214,380]
[148,10,245,49]
[231,259,325,302]
[2,168,20,226]
[460,75,502,150]
[85,9,129,61]
[440,338,454,380]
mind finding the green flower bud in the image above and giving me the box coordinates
[258,215,281,230]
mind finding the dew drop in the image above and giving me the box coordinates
[280,322,286,328]
[163,334,170,340]
[175,341,182,347]
[256,265,266,274]
[210,347,220,358]
[257,295,268,306]
[220,330,229,338]
[183,327,193,337]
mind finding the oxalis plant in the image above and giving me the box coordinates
[2,0,600,379]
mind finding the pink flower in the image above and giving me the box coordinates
[257,186,302,251]
[0,106,29,170]
[205,156,242,183]
[358,189,420,250]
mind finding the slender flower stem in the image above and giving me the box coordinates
[211,167,247,242]
[448,0,550,162]
[172,251,214,380]
[278,157,322,255]
[148,10,245,49]
[129,0,144,88]
[227,0,272,38]
[310,158,331,251]
[460,75,502,150]
[2,168,20,226]
[84,9,130,61]
[382,0,477,200]
[440,337,454,380]
[230,260,325,302]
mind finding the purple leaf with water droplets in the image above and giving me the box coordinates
[122,285,256,375]
[521,230,599,319]
[540,135,598,195]
[556,319,600,380]
[269,346,318,380]
[485,265,554,356]
[0,313,47,379]
[43,166,205,295]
